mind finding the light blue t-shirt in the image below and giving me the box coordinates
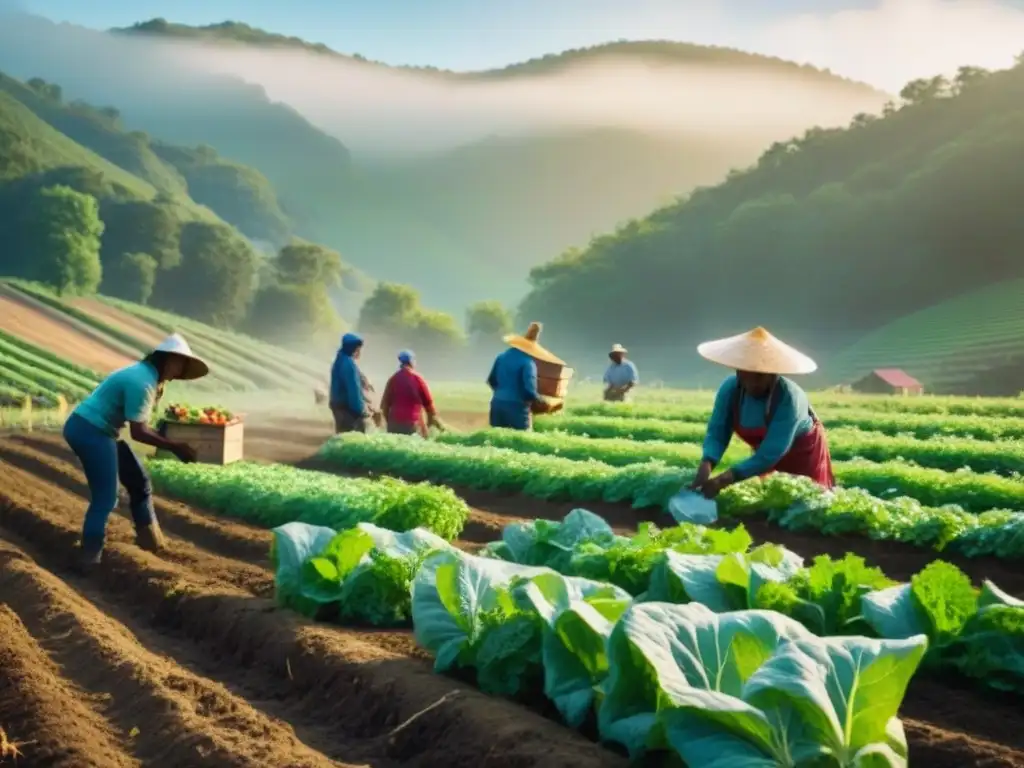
[73,361,160,437]
[603,361,639,388]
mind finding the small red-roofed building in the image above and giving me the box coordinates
[851,368,925,396]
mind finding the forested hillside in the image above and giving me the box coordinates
[517,58,1024,383]
[0,71,366,349]
[0,12,886,311]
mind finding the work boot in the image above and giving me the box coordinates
[72,538,103,575]
[135,520,166,553]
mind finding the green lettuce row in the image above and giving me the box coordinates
[412,547,928,766]
[146,459,469,541]
[270,521,453,626]
[0,329,104,383]
[569,401,1024,441]
[537,415,1024,476]
[318,434,1024,557]
[477,511,1024,699]
[1,357,94,400]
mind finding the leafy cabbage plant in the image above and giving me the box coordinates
[517,571,631,726]
[480,508,618,571]
[944,581,1024,694]
[411,550,629,701]
[599,602,927,766]
[272,521,451,625]
[645,544,804,609]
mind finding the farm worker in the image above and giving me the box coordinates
[63,333,208,571]
[689,327,835,499]
[486,321,562,430]
[603,344,639,402]
[329,332,379,433]
[379,350,439,437]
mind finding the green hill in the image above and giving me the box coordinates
[0,13,886,312]
[514,59,1024,384]
[820,279,1024,396]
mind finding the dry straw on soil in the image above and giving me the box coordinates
[0,727,24,761]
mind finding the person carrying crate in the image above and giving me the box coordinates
[63,333,208,572]
[486,322,563,430]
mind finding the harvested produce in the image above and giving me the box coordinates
[162,403,238,426]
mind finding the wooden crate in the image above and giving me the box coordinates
[535,359,575,399]
[159,421,244,465]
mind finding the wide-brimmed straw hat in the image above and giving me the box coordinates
[503,322,564,365]
[609,343,628,355]
[152,333,209,380]
[697,327,817,375]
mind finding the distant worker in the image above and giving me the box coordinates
[380,350,439,437]
[688,327,835,498]
[603,343,639,402]
[487,322,562,430]
[329,332,378,433]
[63,333,207,572]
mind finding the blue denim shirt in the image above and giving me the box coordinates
[329,334,366,415]
[487,348,539,404]
[702,375,814,480]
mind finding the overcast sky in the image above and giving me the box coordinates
[12,0,1024,90]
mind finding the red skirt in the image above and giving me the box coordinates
[734,420,835,488]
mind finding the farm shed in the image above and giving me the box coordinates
[852,368,924,396]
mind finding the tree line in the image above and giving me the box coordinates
[516,56,1024,380]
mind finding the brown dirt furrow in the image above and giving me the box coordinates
[0,539,349,768]
[0,440,274,595]
[0,475,628,768]
[0,601,136,768]
[8,433,272,564]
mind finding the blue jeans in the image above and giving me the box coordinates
[489,400,532,431]
[63,414,155,554]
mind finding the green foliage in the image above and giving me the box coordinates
[358,282,465,355]
[151,220,258,327]
[466,300,513,344]
[517,59,1024,384]
[99,198,181,271]
[101,251,157,304]
[23,184,104,295]
[146,459,469,540]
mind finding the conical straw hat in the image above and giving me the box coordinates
[503,322,565,365]
[152,333,210,380]
[697,327,816,375]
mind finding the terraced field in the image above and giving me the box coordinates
[1,390,1023,767]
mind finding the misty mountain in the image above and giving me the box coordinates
[0,12,888,313]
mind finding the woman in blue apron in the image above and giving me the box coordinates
[63,333,209,571]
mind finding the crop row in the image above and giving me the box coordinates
[319,433,1024,557]
[0,330,102,385]
[569,401,1024,441]
[536,415,1024,475]
[145,459,469,542]
[272,512,1022,766]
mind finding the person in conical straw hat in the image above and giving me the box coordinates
[688,326,835,499]
[63,333,209,572]
[603,343,639,402]
[486,321,563,430]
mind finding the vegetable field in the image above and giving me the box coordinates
[1,388,1023,767]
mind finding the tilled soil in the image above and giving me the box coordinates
[1,428,1023,767]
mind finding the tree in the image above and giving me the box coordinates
[24,185,104,295]
[100,198,181,270]
[102,252,157,304]
[466,300,513,341]
[899,75,949,104]
[358,282,422,337]
[953,66,989,94]
[151,221,258,326]
[276,241,343,287]
[246,282,342,345]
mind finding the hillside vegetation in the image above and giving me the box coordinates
[0,13,886,311]
[516,58,1024,385]
[822,279,1024,395]
[0,67,370,347]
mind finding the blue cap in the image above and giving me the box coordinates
[398,349,415,365]
[341,332,363,354]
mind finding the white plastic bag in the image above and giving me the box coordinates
[666,490,718,525]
